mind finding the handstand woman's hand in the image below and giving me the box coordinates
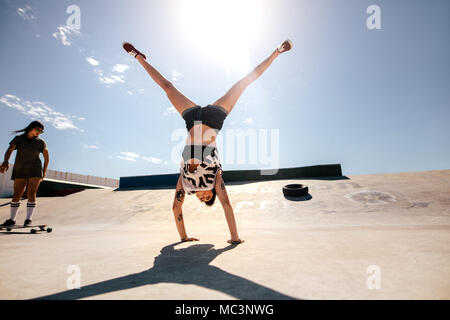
[227,239,245,245]
[181,237,199,242]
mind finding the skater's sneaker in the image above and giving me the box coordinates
[277,39,293,53]
[1,219,15,227]
[23,219,32,227]
[122,42,147,60]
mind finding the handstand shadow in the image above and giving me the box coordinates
[35,242,297,300]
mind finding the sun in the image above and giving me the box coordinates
[180,0,264,72]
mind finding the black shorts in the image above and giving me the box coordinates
[181,105,228,132]
[11,162,43,180]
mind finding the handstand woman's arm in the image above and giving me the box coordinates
[172,174,198,242]
[215,170,244,244]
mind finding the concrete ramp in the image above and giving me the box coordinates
[0,170,449,299]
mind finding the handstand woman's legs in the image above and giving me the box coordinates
[128,40,292,115]
[136,55,197,115]
[213,49,281,114]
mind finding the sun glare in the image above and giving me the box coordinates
[180,0,264,72]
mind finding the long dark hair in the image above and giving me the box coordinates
[203,188,217,207]
[13,121,44,135]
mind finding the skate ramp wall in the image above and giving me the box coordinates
[119,164,343,190]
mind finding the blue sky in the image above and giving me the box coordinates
[0,0,449,179]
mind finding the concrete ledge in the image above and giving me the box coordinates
[119,164,343,190]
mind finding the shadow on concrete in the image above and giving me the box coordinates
[34,242,297,300]
[0,201,12,207]
[283,194,313,202]
[114,186,173,191]
[0,197,28,206]
[0,231,37,235]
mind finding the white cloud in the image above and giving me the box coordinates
[94,69,103,76]
[91,64,129,87]
[120,152,139,158]
[52,25,81,46]
[118,156,137,162]
[138,89,145,94]
[17,6,35,20]
[0,94,83,131]
[112,64,129,73]
[163,106,177,116]
[84,144,99,150]
[99,74,125,85]
[242,117,253,124]
[142,157,162,164]
[172,70,184,81]
[94,68,125,86]
[86,57,99,66]
[117,152,165,165]
[118,152,139,162]
[126,91,133,95]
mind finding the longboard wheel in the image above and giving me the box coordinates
[6,228,11,232]
[30,229,37,234]
[47,228,52,233]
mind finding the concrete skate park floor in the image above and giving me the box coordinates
[0,170,449,300]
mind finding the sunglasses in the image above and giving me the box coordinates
[34,128,44,133]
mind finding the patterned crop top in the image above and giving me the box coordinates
[179,147,222,195]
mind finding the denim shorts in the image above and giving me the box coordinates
[181,105,228,132]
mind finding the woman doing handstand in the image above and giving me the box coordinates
[123,39,293,244]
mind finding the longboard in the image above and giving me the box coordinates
[0,224,52,234]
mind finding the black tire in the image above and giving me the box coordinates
[31,229,37,234]
[47,228,52,233]
[282,184,309,197]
